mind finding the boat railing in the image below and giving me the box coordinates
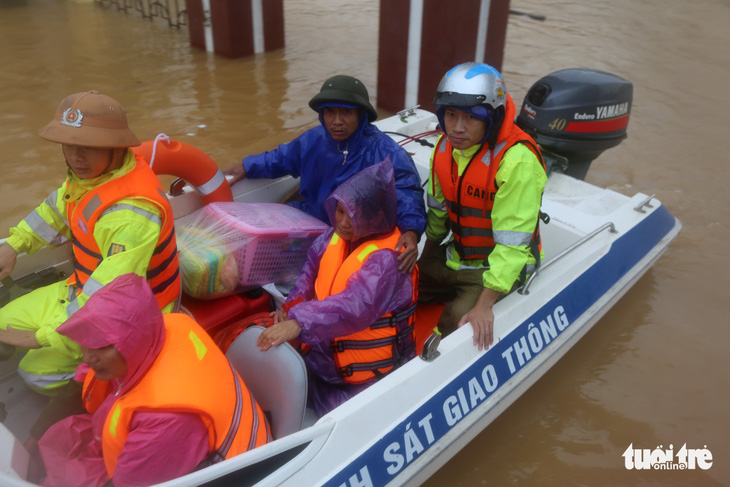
[518,222,617,295]
[634,194,656,214]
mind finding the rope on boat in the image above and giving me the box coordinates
[148,133,171,170]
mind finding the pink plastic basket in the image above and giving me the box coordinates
[203,203,329,286]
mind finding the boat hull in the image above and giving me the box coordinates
[295,198,680,487]
[337,206,679,487]
[0,110,681,487]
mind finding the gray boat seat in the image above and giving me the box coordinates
[0,421,29,481]
[225,325,308,439]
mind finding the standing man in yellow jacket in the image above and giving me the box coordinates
[418,63,547,351]
[0,91,180,395]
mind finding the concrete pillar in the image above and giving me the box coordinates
[377,0,510,114]
[185,0,284,58]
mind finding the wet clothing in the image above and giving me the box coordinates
[417,243,490,334]
[1,281,85,393]
[284,161,417,416]
[67,154,180,309]
[242,109,427,237]
[83,314,270,477]
[431,134,543,264]
[1,151,180,394]
[39,274,270,487]
[314,230,417,385]
[41,409,209,487]
[420,94,547,331]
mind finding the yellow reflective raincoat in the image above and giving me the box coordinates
[1,151,178,393]
[426,141,547,294]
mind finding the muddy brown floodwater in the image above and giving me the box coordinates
[1,0,728,485]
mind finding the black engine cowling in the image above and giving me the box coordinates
[516,68,633,180]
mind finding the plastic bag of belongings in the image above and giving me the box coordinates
[177,202,328,299]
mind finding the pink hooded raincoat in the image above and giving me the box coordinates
[38,274,209,487]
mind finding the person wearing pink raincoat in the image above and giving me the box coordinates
[37,274,270,487]
[257,159,418,417]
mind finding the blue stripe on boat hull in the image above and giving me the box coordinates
[323,204,678,487]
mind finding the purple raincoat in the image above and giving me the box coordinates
[38,274,209,487]
[285,159,416,416]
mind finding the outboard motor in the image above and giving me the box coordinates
[516,69,633,180]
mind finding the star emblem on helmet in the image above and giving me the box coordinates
[61,108,83,128]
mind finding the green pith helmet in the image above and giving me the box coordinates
[308,75,378,122]
[39,91,140,148]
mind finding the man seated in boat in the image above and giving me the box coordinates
[0,91,181,398]
[223,74,426,273]
[256,160,418,416]
[36,273,270,487]
[418,62,547,350]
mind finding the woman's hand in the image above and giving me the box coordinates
[271,309,288,323]
[256,319,302,351]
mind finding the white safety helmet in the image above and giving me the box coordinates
[433,62,507,110]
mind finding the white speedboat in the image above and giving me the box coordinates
[0,69,681,486]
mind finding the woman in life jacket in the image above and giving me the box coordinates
[36,274,270,487]
[257,159,418,417]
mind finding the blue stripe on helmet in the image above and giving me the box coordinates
[465,64,501,79]
[445,65,459,78]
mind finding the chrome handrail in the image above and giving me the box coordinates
[518,222,617,295]
[634,194,656,214]
[397,105,421,118]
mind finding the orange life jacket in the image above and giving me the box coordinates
[67,153,180,308]
[82,313,271,477]
[313,229,418,385]
[432,106,546,266]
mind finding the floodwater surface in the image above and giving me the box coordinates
[1,0,728,485]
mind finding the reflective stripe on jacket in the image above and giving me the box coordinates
[313,229,418,385]
[66,153,180,309]
[82,313,271,477]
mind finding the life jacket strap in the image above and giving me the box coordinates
[370,303,417,329]
[203,360,244,465]
[336,339,416,378]
[331,323,415,353]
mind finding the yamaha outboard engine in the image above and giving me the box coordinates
[516,69,633,180]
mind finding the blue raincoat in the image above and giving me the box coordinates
[242,110,427,236]
[284,160,417,416]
